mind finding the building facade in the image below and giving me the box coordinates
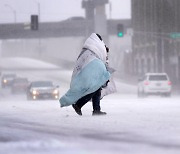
[132,0,180,83]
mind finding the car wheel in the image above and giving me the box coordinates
[138,89,146,98]
[142,90,148,97]
[138,90,142,98]
[165,92,171,97]
[11,89,16,94]
[27,94,31,100]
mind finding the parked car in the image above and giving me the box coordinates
[138,73,172,97]
[11,77,29,94]
[26,81,59,100]
[1,73,17,88]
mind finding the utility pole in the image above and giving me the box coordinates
[156,31,163,72]
[33,1,41,58]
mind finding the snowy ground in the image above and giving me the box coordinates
[0,57,180,154]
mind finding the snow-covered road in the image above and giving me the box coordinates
[0,58,180,154]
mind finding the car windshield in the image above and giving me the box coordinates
[3,74,16,79]
[149,75,168,81]
[32,81,53,87]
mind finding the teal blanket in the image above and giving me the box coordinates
[59,59,110,107]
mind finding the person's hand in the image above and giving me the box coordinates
[102,80,109,88]
[105,45,109,53]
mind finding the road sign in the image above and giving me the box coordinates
[170,33,180,39]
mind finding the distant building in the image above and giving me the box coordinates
[132,0,180,83]
[0,19,131,74]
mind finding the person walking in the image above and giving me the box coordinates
[59,33,114,116]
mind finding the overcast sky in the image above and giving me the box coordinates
[0,0,131,23]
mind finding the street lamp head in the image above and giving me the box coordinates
[4,4,11,8]
[4,4,16,23]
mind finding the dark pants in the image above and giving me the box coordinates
[75,88,101,111]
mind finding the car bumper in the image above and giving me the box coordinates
[2,82,12,87]
[144,87,171,94]
[30,93,59,100]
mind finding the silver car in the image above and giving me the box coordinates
[26,81,59,100]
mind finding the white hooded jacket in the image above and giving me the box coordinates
[83,33,107,63]
[72,33,108,79]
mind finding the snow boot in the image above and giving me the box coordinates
[92,110,107,116]
[72,104,82,116]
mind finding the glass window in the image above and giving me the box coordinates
[149,75,167,81]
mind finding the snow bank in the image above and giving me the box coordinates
[0,57,59,69]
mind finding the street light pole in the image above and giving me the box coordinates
[38,2,40,22]
[4,4,16,23]
[33,0,40,22]
[33,0,41,57]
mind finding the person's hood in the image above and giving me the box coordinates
[83,33,107,63]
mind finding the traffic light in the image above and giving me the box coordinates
[31,15,39,30]
[117,24,124,37]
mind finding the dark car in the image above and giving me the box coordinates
[11,77,29,94]
[26,81,59,100]
[1,73,17,88]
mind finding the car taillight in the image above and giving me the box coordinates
[168,81,172,85]
[144,81,149,85]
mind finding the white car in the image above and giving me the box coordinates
[138,73,172,97]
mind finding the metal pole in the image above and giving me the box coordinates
[37,2,41,57]
[161,38,165,72]
[33,0,40,22]
[13,10,17,23]
[33,1,41,57]
[109,2,112,19]
[37,2,40,22]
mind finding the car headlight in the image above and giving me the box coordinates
[32,90,38,95]
[53,89,59,94]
